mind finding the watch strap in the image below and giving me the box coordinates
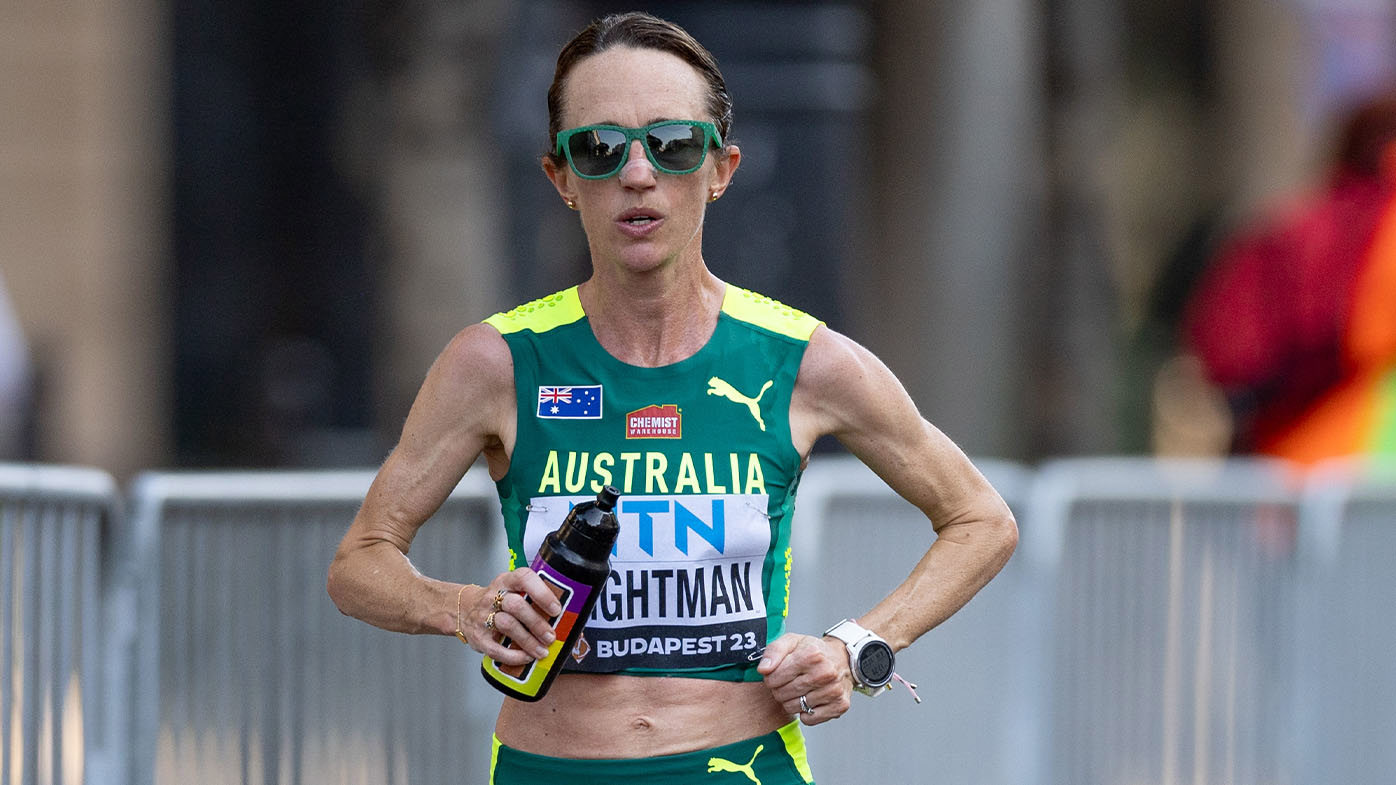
[822,618,866,647]
[822,618,922,704]
[823,618,891,694]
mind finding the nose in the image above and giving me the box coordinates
[616,140,656,187]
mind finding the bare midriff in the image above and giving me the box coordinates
[494,673,792,758]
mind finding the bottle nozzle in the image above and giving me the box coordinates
[596,485,620,512]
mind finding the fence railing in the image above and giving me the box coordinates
[0,464,118,785]
[1294,461,1396,785]
[3,456,1394,785]
[1023,458,1303,785]
[124,468,506,785]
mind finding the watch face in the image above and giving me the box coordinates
[858,642,895,686]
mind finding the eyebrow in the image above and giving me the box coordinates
[581,117,686,128]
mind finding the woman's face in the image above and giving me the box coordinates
[545,46,739,275]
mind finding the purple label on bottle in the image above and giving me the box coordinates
[481,559,592,697]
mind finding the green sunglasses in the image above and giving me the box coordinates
[555,120,723,179]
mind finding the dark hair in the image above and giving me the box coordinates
[1334,91,1396,178]
[546,12,733,160]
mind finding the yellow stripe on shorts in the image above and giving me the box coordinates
[777,721,815,784]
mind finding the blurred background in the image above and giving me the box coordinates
[5,5,1396,783]
[5,0,1393,479]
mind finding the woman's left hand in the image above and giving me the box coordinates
[755,632,853,726]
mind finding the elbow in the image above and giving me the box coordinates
[998,510,1019,563]
[984,503,1018,570]
[325,554,354,617]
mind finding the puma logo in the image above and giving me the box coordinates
[706,744,764,784]
[707,377,773,431]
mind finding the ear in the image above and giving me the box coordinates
[709,144,741,200]
[542,155,577,204]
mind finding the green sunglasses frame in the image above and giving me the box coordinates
[554,120,724,180]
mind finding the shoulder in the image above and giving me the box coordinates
[792,325,917,446]
[483,286,585,336]
[439,320,514,377]
[719,284,823,342]
[382,319,517,485]
[799,326,903,396]
[411,321,516,435]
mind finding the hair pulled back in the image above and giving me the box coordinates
[546,12,733,161]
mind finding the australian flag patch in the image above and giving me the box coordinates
[537,385,603,419]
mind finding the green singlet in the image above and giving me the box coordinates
[483,283,822,680]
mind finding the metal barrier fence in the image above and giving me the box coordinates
[0,464,119,785]
[124,469,506,785]
[1294,461,1396,785]
[1022,458,1303,785]
[5,456,1396,784]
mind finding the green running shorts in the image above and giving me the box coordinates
[490,720,816,785]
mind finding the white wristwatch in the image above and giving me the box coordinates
[823,619,897,697]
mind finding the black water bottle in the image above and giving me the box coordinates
[481,486,620,701]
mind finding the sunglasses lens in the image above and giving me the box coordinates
[567,128,629,177]
[646,123,708,173]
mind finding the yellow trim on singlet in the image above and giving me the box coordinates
[720,284,823,341]
[484,287,586,335]
[484,283,820,342]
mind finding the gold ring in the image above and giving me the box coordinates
[492,589,507,612]
[485,610,498,630]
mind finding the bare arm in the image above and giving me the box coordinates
[795,326,1018,648]
[325,323,559,665]
[758,325,1018,721]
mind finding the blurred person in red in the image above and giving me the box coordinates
[1183,90,1396,466]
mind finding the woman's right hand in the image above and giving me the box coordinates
[460,568,565,665]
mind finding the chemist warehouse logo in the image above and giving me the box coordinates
[627,404,681,439]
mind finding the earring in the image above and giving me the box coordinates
[565,199,577,210]
[708,191,720,203]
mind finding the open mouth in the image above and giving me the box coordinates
[619,208,661,226]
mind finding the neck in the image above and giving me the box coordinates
[579,265,724,367]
